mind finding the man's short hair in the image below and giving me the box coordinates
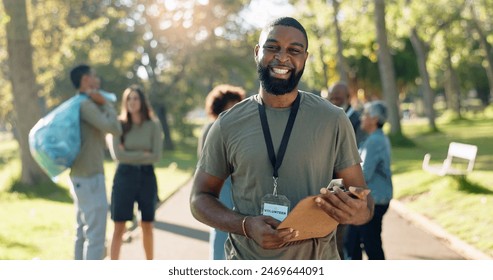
[329,82,350,97]
[263,17,308,51]
[70,64,91,89]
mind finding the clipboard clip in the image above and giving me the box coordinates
[326,179,346,192]
[326,178,359,199]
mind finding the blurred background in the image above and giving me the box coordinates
[1,0,492,260]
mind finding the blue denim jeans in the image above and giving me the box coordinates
[70,174,108,260]
[343,204,389,260]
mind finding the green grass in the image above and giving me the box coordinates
[0,135,198,260]
[391,113,493,258]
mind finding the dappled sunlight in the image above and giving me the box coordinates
[0,198,73,259]
[0,145,197,259]
[0,233,40,260]
[2,0,493,261]
[392,169,442,199]
[405,177,493,257]
[390,116,493,257]
[9,178,72,204]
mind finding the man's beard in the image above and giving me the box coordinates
[257,63,304,96]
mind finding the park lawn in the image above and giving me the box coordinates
[391,114,493,258]
[0,138,197,260]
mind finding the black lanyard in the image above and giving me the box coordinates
[258,93,301,179]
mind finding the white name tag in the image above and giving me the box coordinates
[262,202,289,222]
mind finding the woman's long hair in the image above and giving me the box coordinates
[119,85,154,143]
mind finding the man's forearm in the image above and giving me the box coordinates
[190,192,245,235]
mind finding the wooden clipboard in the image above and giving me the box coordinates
[277,195,338,242]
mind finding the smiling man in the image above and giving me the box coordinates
[190,17,374,260]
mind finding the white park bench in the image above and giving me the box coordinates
[422,142,478,176]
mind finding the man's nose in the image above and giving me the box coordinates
[274,49,289,62]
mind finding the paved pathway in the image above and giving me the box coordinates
[382,204,463,260]
[118,181,490,260]
[119,180,209,260]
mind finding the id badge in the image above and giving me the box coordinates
[261,194,290,222]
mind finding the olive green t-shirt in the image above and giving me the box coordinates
[70,98,122,178]
[198,91,361,260]
[110,119,163,165]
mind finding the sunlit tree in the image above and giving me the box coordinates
[373,0,402,136]
[465,0,493,105]
[120,0,254,149]
[2,0,47,184]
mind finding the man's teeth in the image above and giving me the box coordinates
[272,68,289,74]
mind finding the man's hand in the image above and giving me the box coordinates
[315,186,372,225]
[244,215,299,249]
[88,90,106,105]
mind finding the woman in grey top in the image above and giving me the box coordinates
[108,85,163,260]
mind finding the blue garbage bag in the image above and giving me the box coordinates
[29,91,116,180]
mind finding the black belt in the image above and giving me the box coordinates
[119,163,153,170]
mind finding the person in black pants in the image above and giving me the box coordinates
[343,101,393,260]
[108,85,163,260]
[326,81,367,259]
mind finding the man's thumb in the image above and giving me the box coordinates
[348,186,370,199]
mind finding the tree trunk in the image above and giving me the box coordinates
[148,79,174,151]
[444,47,462,118]
[373,0,402,136]
[483,57,493,105]
[410,28,437,131]
[332,0,348,83]
[155,104,175,151]
[144,38,175,151]
[470,5,493,105]
[319,44,330,88]
[3,0,48,184]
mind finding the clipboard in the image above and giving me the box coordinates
[277,195,338,242]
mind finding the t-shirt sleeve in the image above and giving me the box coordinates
[196,118,230,180]
[111,131,149,162]
[80,100,122,136]
[333,111,362,172]
[197,123,213,158]
[111,119,163,163]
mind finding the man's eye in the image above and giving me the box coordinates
[289,48,302,54]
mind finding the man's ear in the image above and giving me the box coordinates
[254,44,260,59]
[80,74,88,88]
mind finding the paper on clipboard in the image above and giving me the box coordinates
[277,195,338,242]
